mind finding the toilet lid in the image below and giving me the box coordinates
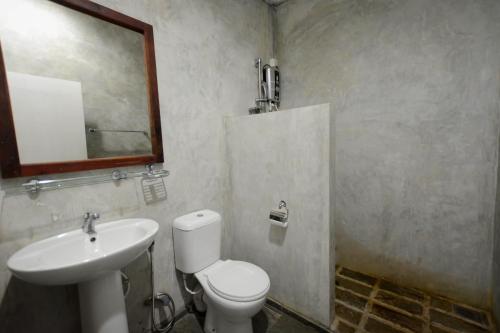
[207,261,270,302]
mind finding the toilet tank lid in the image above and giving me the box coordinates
[173,209,221,231]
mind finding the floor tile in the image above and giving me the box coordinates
[170,313,204,333]
[371,303,424,332]
[172,265,497,333]
[430,297,453,312]
[335,302,363,326]
[336,320,356,333]
[336,276,372,296]
[365,317,405,333]
[339,267,377,286]
[333,266,495,333]
[375,290,423,315]
[379,280,424,302]
[266,315,319,333]
[430,324,452,333]
[453,304,489,327]
[254,306,282,332]
[430,309,489,333]
[173,304,330,333]
[336,287,368,310]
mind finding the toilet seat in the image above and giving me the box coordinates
[207,261,270,302]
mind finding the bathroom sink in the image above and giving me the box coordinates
[7,218,159,285]
[7,218,159,333]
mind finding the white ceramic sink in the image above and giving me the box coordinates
[8,218,158,285]
[7,218,159,333]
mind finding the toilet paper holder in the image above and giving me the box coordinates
[269,200,288,226]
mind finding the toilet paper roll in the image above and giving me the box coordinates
[269,219,288,228]
[269,205,288,228]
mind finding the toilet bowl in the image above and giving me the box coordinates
[173,210,270,333]
[196,260,269,333]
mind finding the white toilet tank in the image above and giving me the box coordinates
[173,209,221,274]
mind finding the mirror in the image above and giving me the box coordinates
[0,0,163,178]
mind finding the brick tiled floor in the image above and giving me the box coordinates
[331,266,495,333]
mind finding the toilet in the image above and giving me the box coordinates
[173,209,270,333]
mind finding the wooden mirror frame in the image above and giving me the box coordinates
[0,0,163,178]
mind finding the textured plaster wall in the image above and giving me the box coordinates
[0,0,150,158]
[494,199,500,324]
[494,137,500,324]
[494,249,500,324]
[276,0,500,307]
[0,0,272,332]
[225,104,331,326]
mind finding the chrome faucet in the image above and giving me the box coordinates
[82,212,100,235]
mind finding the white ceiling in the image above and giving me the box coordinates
[264,0,289,6]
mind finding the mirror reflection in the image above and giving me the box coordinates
[0,0,152,164]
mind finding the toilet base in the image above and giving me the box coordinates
[204,307,253,333]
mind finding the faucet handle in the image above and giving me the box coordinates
[83,212,90,220]
[92,212,100,219]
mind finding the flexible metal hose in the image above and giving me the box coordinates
[148,242,175,332]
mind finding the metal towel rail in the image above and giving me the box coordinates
[88,128,149,137]
[22,165,169,193]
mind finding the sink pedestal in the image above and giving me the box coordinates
[79,271,129,333]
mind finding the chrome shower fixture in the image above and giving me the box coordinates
[249,57,280,114]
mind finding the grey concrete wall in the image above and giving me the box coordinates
[0,0,272,332]
[493,137,500,325]
[225,104,331,326]
[0,0,151,159]
[494,241,500,325]
[276,0,500,307]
